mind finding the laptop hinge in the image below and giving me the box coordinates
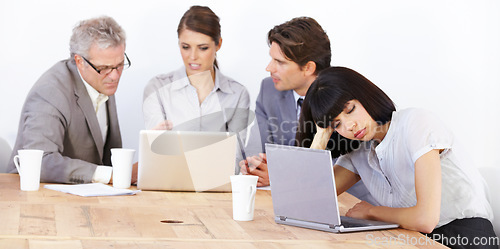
[279,216,287,221]
[331,224,343,229]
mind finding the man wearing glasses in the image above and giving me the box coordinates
[8,16,131,184]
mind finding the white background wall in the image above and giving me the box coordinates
[1,0,499,167]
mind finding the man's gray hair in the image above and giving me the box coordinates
[69,16,126,59]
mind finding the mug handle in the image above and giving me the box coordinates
[246,185,256,214]
[13,155,21,176]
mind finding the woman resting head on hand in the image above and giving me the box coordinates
[296,67,496,249]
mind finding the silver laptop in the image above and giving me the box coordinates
[266,143,399,233]
[137,130,237,192]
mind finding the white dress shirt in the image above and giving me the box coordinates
[78,71,112,184]
[82,80,109,142]
[336,108,493,228]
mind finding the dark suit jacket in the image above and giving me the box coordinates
[244,77,297,157]
[8,59,122,184]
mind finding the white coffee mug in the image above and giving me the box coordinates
[111,148,135,189]
[13,149,44,191]
[230,175,258,221]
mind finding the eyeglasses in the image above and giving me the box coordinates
[81,53,131,75]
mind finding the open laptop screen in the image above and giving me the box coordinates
[138,130,236,192]
[266,143,342,226]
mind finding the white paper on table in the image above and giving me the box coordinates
[257,185,271,191]
[44,183,141,197]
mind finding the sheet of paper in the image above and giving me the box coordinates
[44,183,141,197]
[258,185,271,191]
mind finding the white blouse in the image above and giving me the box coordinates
[143,67,250,136]
[337,108,492,228]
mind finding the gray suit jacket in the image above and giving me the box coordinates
[7,59,122,184]
[244,77,297,157]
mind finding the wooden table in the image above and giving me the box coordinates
[0,174,447,249]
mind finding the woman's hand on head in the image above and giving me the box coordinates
[310,124,334,150]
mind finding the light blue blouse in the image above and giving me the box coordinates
[337,108,492,228]
[143,67,250,135]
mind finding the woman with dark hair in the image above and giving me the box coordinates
[297,67,496,248]
[143,6,249,135]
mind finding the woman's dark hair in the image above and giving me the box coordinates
[296,67,396,157]
[177,5,221,68]
[268,17,331,75]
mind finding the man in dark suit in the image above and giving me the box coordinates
[240,17,331,186]
[8,16,131,184]
[240,18,376,205]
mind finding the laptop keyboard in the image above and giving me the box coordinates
[340,216,370,228]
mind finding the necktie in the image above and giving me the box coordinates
[96,94,108,142]
[297,97,304,120]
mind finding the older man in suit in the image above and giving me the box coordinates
[8,16,130,184]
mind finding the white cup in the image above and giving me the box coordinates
[13,149,44,191]
[111,148,135,189]
[230,175,258,221]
